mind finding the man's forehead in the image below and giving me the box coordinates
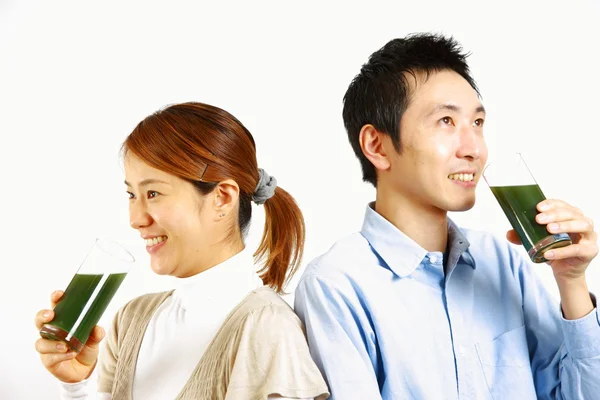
[403,71,482,113]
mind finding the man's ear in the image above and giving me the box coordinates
[359,124,391,172]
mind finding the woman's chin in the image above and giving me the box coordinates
[149,260,175,276]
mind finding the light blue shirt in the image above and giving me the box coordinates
[294,204,600,399]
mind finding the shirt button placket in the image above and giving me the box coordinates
[446,298,468,399]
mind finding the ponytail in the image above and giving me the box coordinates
[254,187,305,294]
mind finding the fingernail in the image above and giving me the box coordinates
[57,343,66,351]
[548,223,559,232]
[545,251,555,259]
[43,311,51,318]
[538,214,548,223]
[539,203,550,211]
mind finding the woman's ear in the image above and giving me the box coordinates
[213,179,240,220]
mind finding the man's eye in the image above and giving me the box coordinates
[148,191,159,199]
[127,191,135,199]
[474,118,485,127]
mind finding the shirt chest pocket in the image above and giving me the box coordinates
[475,325,537,399]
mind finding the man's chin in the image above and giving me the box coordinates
[448,198,476,212]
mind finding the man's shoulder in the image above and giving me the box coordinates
[302,231,376,279]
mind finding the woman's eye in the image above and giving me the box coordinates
[148,191,159,199]
[441,116,454,125]
[127,191,135,199]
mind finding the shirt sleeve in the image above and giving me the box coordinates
[59,379,112,400]
[294,273,383,400]
[517,255,600,399]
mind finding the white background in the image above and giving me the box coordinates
[1,1,599,398]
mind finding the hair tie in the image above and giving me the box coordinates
[252,168,277,205]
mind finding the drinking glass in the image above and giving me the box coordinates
[483,153,572,263]
[39,238,135,352]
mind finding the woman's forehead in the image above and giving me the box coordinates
[124,153,176,185]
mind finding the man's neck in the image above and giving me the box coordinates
[375,189,448,252]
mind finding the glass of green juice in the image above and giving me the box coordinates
[39,238,135,352]
[483,153,572,263]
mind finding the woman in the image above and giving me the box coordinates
[34,102,329,400]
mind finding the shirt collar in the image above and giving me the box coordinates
[360,202,475,278]
[173,248,263,311]
[447,217,476,270]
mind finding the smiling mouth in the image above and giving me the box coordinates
[448,173,475,182]
[145,236,167,246]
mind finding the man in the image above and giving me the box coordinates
[294,33,599,399]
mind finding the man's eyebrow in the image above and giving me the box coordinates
[426,103,460,118]
[426,103,486,118]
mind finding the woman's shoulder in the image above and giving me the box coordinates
[219,287,330,399]
[233,287,301,329]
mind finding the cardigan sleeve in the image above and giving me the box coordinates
[96,307,121,394]
[226,303,330,400]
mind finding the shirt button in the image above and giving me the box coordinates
[429,255,437,263]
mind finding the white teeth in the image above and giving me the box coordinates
[448,173,474,182]
[145,236,167,246]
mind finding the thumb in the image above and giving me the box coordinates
[87,326,106,349]
[506,229,522,245]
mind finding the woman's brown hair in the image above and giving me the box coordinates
[122,102,305,293]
